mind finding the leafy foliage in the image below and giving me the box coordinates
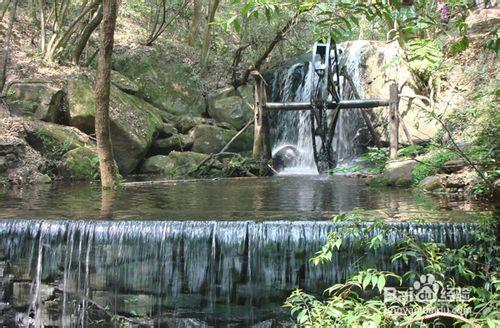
[412,149,456,184]
[285,214,499,327]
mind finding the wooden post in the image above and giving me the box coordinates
[252,74,263,159]
[252,72,271,161]
[389,83,399,160]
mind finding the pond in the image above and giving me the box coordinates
[0,176,488,327]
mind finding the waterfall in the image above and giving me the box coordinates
[0,219,475,326]
[269,41,388,173]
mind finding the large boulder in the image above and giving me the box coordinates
[191,124,253,154]
[25,120,92,156]
[6,81,65,123]
[191,124,225,154]
[113,45,204,116]
[208,85,253,130]
[382,159,417,186]
[152,134,194,154]
[60,146,99,180]
[0,133,49,186]
[67,76,163,174]
[338,40,437,144]
[174,115,212,134]
[466,7,500,35]
[140,151,209,177]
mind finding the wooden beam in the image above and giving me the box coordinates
[389,83,399,160]
[265,99,390,111]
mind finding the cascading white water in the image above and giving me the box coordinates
[272,63,319,174]
[270,41,382,173]
[0,219,475,326]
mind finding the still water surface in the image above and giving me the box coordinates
[0,175,484,220]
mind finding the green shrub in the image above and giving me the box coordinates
[412,150,456,184]
[284,215,499,327]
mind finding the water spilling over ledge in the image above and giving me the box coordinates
[0,219,475,326]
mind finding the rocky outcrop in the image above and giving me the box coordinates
[60,146,99,180]
[174,115,212,134]
[382,159,417,186]
[339,40,435,144]
[152,134,194,154]
[67,76,163,174]
[207,85,253,130]
[466,7,500,35]
[0,117,94,185]
[191,124,225,154]
[113,45,205,116]
[6,81,66,123]
[140,151,210,177]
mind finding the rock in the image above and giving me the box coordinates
[159,123,178,138]
[466,7,500,35]
[159,318,208,328]
[152,134,194,154]
[60,147,99,180]
[191,124,224,154]
[272,145,300,171]
[140,151,209,177]
[110,70,140,93]
[419,174,445,191]
[0,119,49,185]
[252,319,276,328]
[6,82,65,123]
[382,159,417,186]
[174,115,211,134]
[191,124,253,154]
[67,76,163,173]
[26,120,92,156]
[92,291,155,318]
[0,156,6,174]
[12,282,54,308]
[113,45,204,115]
[442,158,467,173]
[337,40,440,145]
[0,101,10,119]
[208,86,253,130]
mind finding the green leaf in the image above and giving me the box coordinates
[362,274,371,290]
[377,275,386,292]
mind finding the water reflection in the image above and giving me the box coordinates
[0,176,485,220]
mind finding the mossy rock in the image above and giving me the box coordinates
[192,124,253,154]
[26,120,91,160]
[208,86,253,130]
[140,151,209,178]
[152,134,194,154]
[174,115,212,134]
[158,123,178,138]
[67,76,163,174]
[113,46,204,116]
[6,82,65,123]
[61,147,99,180]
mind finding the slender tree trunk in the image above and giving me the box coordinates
[0,0,12,22]
[95,0,119,189]
[38,0,46,53]
[200,0,220,74]
[71,5,102,65]
[0,0,17,95]
[187,0,202,46]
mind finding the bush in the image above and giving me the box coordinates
[412,150,456,184]
[284,214,499,327]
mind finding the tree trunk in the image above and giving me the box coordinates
[95,0,119,189]
[187,0,202,46]
[0,0,17,95]
[200,0,220,74]
[71,5,103,65]
[0,0,12,22]
[38,0,46,53]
